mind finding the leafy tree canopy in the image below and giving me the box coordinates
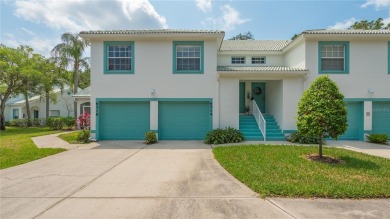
[350,18,389,30]
[229,31,254,40]
[297,75,347,158]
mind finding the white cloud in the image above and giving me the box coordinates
[2,36,59,57]
[21,27,35,36]
[220,5,250,30]
[202,4,249,31]
[361,0,390,8]
[196,0,212,13]
[14,0,168,31]
[328,17,357,29]
[383,17,390,26]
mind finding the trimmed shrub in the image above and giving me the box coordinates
[10,119,28,127]
[286,132,324,144]
[367,133,389,144]
[77,130,90,143]
[10,118,47,127]
[204,127,244,145]
[47,117,64,130]
[145,131,157,144]
[63,116,75,130]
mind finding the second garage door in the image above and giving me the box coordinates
[99,101,150,140]
[339,102,362,140]
[159,101,211,140]
[372,102,390,137]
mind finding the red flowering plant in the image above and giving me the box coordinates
[77,111,91,143]
[77,111,91,130]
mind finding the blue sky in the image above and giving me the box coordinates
[1,0,389,56]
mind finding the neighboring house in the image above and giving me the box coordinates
[73,86,91,117]
[5,88,76,122]
[78,29,390,141]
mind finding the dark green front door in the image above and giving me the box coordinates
[251,82,265,113]
[372,102,390,137]
[239,82,245,113]
[159,101,211,140]
[99,102,150,140]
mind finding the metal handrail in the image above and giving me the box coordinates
[252,101,266,141]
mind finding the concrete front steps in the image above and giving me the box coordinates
[239,115,285,141]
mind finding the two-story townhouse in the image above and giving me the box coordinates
[79,30,224,140]
[79,29,390,141]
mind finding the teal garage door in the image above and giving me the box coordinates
[339,102,362,140]
[99,102,150,140]
[159,101,211,140]
[372,102,390,137]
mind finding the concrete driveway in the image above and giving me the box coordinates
[1,141,289,218]
[1,140,389,219]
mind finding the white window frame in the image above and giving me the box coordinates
[252,57,266,64]
[231,57,245,64]
[49,110,60,117]
[175,45,201,71]
[82,106,91,114]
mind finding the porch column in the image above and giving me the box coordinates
[150,101,158,139]
[364,101,372,138]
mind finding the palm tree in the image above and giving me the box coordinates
[51,33,89,118]
[36,57,67,119]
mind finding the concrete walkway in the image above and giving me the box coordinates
[326,140,390,159]
[1,135,389,218]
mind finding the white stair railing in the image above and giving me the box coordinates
[252,101,266,141]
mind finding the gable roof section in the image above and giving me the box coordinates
[73,86,91,97]
[217,66,308,72]
[302,29,390,35]
[6,88,71,106]
[80,29,224,35]
[220,40,291,51]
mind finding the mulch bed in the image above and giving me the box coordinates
[303,154,345,164]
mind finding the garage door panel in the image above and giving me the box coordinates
[373,102,390,137]
[339,102,362,140]
[99,102,150,140]
[159,101,211,140]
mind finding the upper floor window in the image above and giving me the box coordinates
[173,41,204,74]
[252,57,266,64]
[318,41,349,74]
[104,41,134,74]
[232,57,245,64]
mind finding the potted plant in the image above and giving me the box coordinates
[245,106,250,115]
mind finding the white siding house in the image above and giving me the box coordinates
[79,29,390,141]
[5,88,76,122]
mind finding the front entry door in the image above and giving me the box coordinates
[251,82,265,113]
[239,82,245,113]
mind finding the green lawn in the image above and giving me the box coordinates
[58,131,89,144]
[0,127,66,169]
[213,145,390,198]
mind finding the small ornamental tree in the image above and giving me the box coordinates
[297,75,347,158]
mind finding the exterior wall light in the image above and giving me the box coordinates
[151,89,156,97]
[368,88,374,95]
